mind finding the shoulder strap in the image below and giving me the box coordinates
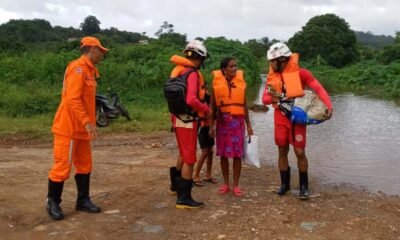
[181,68,197,79]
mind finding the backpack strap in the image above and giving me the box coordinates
[178,68,199,122]
[181,68,197,80]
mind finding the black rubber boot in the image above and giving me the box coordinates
[299,171,310,200]
[176,177,204,209]
[75,173,101,213]
[169,167,181,194]
[46,179,64,220]
[275,167,291,196]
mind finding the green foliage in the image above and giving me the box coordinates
[0,18,148,53]
[100,28,144,44]
[355,31,395,49]
[52,26,82,40]
[80,15,101,35]
[203,37,260,84]
[158,33,187,47]
[244,39,267,59]
[2,15,399,139]
[379,44,400,64]
[395,32,400,44]
[357,44,377,61]
[0,19,53,43]
[0,34,260,119]
[288,14,359,67]
[0,38,26,53]
[307,60,400,98]
[0,113,53,139]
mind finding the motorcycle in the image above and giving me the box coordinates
[95,90,131,127]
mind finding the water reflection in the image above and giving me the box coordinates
[252,83,400,195]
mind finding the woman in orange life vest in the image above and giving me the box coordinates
[262,43,333,199]
[168,40,210,209]
[209,57,254,197]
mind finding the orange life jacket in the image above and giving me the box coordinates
[212,70,246,116]
[169,55,206,124]
[267,53,304,108]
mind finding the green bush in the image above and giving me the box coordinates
[0,37,261,117]
[308,60,400,98]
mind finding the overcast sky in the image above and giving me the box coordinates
[0,0,398,41]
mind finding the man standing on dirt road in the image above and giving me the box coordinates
[46,36,108,220]
[262,42,333,199]
[167,40,210,209]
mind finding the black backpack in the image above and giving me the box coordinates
[164,69,197,122]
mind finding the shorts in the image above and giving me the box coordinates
[197,125,215,149]
[274,109,306,148]
[174,121,198,165]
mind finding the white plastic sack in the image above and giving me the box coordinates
[294,90,329,121]
[244,136,261,168]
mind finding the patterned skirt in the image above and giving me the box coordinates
[216,113,245,158]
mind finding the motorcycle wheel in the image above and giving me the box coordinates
[96,107,109,127]
[117,102,131,121]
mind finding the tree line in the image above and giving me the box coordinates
[0,13,399,118]
[1,14,399,67]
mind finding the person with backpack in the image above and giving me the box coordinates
[262,43,333,199]
[209,57,254,197]
[166,40,210,209]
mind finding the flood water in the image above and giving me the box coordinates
[251,82,400,196]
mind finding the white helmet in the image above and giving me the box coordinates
[183,40,208,59]
[267,42,292,60]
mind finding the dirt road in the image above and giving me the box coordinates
[0,132,399,240]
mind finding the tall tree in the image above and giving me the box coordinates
[80,15,101,35]
[154,21,174,37]
[288,14,358,67]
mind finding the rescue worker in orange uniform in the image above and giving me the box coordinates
[262,43,333,199]
[168,40,210,209]
[46,36,108,220]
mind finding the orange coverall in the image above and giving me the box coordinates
[49,55,98,182]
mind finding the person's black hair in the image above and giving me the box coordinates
[220,57,236,71]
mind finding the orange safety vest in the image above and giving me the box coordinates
[267,53,304,108]
[170,55,205,114]
[212,70,246,116]
[52,55,99,140]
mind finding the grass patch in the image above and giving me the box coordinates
[0,102,171,140]
[0,113,53,139]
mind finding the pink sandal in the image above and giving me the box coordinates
[233,186,244,197]
[218,184,229,194]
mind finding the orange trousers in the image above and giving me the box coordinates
[48,134,92,182]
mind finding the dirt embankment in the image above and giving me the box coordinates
[0,132,399,240]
